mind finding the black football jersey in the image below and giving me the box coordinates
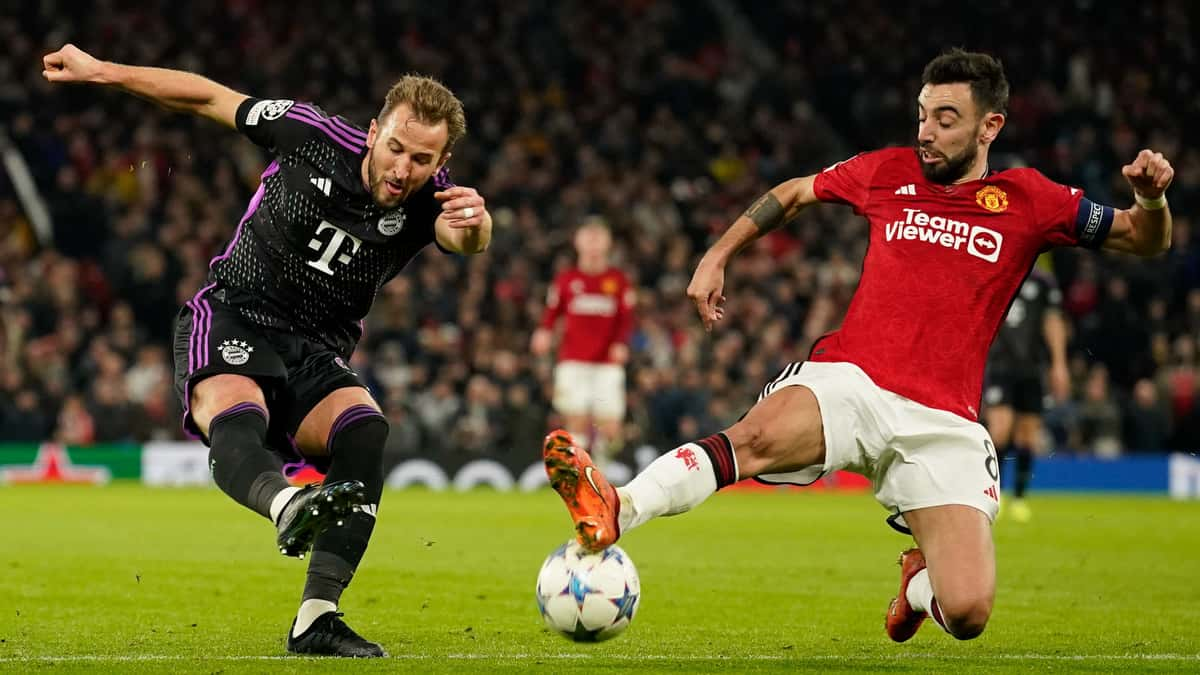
[199,97,451,352]
[988,269,1062,373]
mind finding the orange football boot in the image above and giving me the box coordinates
[886,547,929,642]
[543,429,620,552]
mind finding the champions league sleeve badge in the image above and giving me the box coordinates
[245,99,295,125]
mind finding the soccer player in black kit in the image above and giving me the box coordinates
[43,43,492,657]
[983,263,1069,522]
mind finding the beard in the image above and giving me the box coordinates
[916,142,978,184]
[365,145,403,208]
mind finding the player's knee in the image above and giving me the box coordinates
[725,419,777,475]
[940,593,993,640]
[191,375,265,435]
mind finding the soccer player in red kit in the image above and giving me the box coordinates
[532,218,635,467]
[542,49,1174,641]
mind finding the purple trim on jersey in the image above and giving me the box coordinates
[180,158,282,438]
[329,117,367,142]
[288,105,363,142]
[285,108,363,152]
[293,104,368,143]
[212,401,269,425]
[185,288,212,374]
[185,283,215,372]
[203,159,278,279]
[282,459,309,477]
[186,297,199,374]
[201,295,215,367]
[327,404,382,451]
[180,379,201,441]
[433,167,454,190]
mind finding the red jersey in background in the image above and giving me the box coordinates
[540,268,636,363]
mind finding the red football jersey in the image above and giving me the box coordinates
[540,267,636,363]
[810,147,1107,420]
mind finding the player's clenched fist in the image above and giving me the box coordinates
[43,44,106,84]
[1121,149,1174,200]
[434,186,487,229]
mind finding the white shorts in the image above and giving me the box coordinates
[757,361,1000,530]
[552,361,626,420]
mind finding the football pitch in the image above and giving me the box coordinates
[1,485,1197,673]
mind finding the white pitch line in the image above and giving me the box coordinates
[0,653,1197,662]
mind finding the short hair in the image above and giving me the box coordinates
[922,48,1009,116]
[579,215,610,233]
[378,74,467,155]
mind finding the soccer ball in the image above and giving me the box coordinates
[535,539,640,642]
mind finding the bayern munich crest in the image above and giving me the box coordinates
[377,209,406,236]
[219,339,254,365]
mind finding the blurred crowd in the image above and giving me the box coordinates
[0,0,1197,460]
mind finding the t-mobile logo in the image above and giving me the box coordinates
[306,221,362,275]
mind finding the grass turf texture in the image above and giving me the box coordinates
[0,485,1197,673]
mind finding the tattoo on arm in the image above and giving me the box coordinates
[743,191,786,232]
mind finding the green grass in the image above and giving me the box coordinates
[0,485,1197,673]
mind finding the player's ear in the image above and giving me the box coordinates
[436,150,452,171]
[366,119,378,146]
[980,112,1005,146]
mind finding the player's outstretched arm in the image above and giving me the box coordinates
[687,175,819,330]
[1103,149,1174,257]
[42,44,247,129]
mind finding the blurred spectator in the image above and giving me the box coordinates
[1123,379,1171,453]
[0,1,1196,460]
[1078,366,1123,458]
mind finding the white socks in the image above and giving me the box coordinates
[293,598,337,637]
[269,486,301,525]
[616,443,718,533]
[905,568,934,613]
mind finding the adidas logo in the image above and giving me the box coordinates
[894,184,916,196]
[310,176,332,196]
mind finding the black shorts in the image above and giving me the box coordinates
[983,370,1044,415]
[172,291,367,458]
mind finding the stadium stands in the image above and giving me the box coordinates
[1,1,1197,459]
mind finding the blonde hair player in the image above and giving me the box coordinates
[42,44,491,657]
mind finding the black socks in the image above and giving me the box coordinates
[207,403,290,520]
[303,405,389,604]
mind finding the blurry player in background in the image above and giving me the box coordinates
[983,261,1069,522]
[531,218,635,469]
[543,49,1173,643]
[43,44,492,657]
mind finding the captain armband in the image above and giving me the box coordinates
[1074,198,1114,249]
